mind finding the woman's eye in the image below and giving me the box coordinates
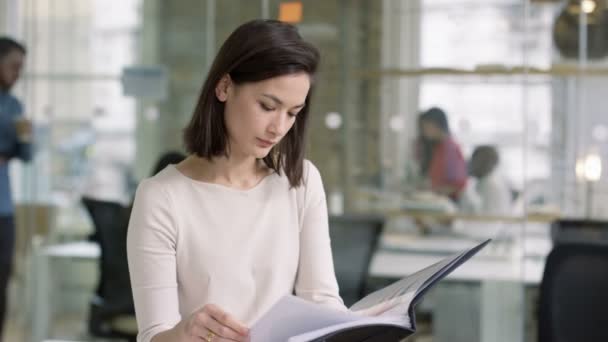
[288,112,298,118]
[260,102,274,111]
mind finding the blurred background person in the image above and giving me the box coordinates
[0,36,32,339]
[412,112,434,188]
[417,107,467,201]
[461,145,512,216]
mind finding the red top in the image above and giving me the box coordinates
[428,137,467,200]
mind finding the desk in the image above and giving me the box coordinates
[30,241,100,342]
[369,234,549,342]
[384,210,560,224]
[376,233,548,284]
[371,250,545,285]
[354,187,560,223]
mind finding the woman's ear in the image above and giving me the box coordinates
[215,74,232,102]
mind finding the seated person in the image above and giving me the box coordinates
[461,145,512,215]
[417,107,468,201]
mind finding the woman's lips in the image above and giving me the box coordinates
[256,138,275,148]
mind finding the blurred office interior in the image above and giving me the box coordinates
[2,0,608,341]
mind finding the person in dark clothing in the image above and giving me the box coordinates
[0,36,32,339]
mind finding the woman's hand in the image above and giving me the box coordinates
[182,304,250,341]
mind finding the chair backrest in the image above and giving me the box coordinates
[82,196,134,314]
[329,215,384,307]
[538,243,608,342]
[550,219,608,246]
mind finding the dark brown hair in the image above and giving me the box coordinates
[421,107,450,134]
[469,145,499,178]
[183,19,320,187]
[0,36,26,59]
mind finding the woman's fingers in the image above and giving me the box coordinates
[191,326,238,342]
[185,304,249,342]
[199,313,247,341]
[204,304,250,337]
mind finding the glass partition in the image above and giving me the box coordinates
[4,0,141,340]
[4,0,608,341]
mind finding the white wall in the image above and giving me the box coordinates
[0,0,21,36]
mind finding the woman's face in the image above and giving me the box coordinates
[216,72,310,160]
[421,121,442,140]
[0,49,24,91]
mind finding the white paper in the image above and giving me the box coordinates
[349,250,460,312]
[351,291,415,317]
[250,296,361,342]
[249,296,410,342]
[250,240,490,341]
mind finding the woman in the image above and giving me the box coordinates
[127,20,345,342]
[418,107,467,201]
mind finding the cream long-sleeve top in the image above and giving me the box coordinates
[127,160,345,342]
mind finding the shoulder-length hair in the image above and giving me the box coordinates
[421,107,450,134]
[0,36,26,59]
[183,19,320,187]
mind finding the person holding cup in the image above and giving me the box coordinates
[0,36,32,339]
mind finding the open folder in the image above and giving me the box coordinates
[250,239,491,342]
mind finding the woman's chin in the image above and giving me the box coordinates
[254,151,271,159]
[251,147,272,159]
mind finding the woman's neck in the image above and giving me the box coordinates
[181,154,269,190]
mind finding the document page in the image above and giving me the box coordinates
[250,296,362,342]
[350,250,462,313]
[251,239,490,341]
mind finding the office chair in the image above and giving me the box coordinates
[81,197,137,341]
[550,219,608,245]
[538,243,608,342]
[328,215,384,307]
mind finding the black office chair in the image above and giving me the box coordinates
[550,219,608,245]
[328,215,384,307]
[82,196,137,341]
[538,243,608,342]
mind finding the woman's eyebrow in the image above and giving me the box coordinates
[262,94,305,108]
